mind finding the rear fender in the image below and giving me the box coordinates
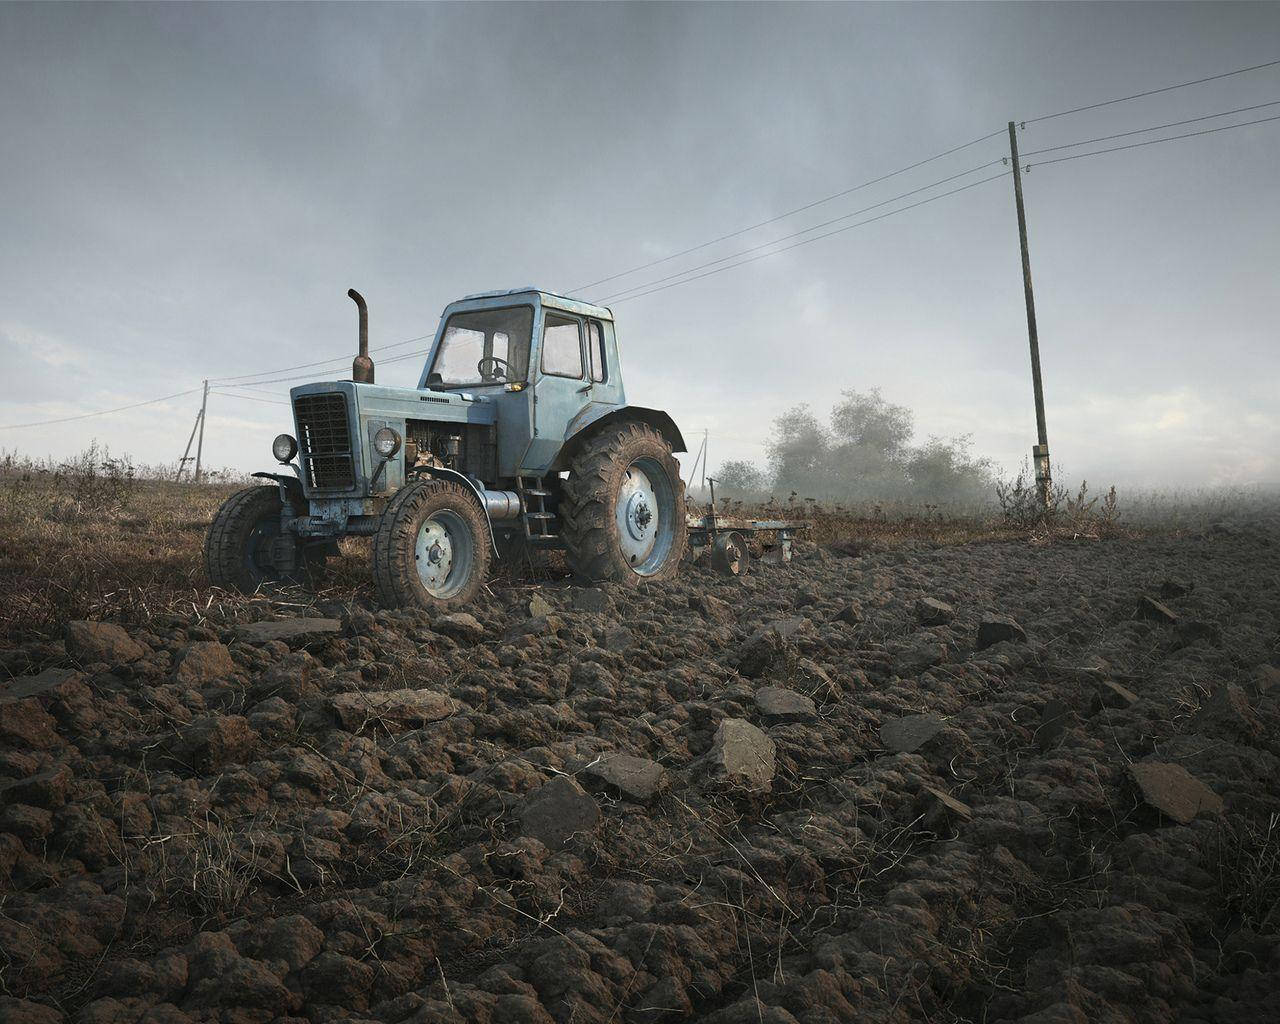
[556,406,687,470]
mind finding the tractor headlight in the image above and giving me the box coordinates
[272,434,298,463]
[373,426,401,458]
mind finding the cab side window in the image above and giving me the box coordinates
[542,315,584,378]
[588,320,607,383]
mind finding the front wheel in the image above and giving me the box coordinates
[372,480,492,608]
[561,422,688,585]
[205,485,321,592]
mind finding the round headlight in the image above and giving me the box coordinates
[373,426,401,458]
[272,433,298,462]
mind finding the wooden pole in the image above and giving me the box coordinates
[193,379,209,483]
[175,404,202,481]
[1007,122,1052,506]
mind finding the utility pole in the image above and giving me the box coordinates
[701,428,708,493]
[1007,121,1052,507]
[175,403,203,481]
[193,379,209,483]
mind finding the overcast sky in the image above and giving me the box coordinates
[2,2,1278,490]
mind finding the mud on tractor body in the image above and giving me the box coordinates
[206,288,690,608]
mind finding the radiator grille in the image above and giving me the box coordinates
[294,393,355,491]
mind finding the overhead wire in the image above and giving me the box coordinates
[1025,111,1280,169]
[1023,57,1280,124]
[1021,98,1280,157]
[595,157,1005,303]
[209,333,433,384]
[611,169,1011,305]
[0,387,204,430]
[570,127,1006,292]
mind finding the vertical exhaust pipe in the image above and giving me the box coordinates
[348,288,374,384]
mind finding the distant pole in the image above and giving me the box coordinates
[701,429,708,493]
[193,379,209,483]
[1007,121,1052,507]
[175,404,202,481]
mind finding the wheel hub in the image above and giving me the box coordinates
[415,520,455,592]
[617,466,661,564]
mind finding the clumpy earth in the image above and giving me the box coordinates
[2,517,1279,1024]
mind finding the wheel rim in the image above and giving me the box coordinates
[615,457,677,576]
[415,509,474,599]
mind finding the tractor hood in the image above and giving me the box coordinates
[288,380,497,499]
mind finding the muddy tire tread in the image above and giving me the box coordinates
[560,422,687,585]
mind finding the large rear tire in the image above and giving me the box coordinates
[561,422,687,585]
[372,480,491,608]
[205,485,322,592]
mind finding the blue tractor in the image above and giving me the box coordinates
[205,288,689,607]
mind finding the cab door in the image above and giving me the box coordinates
[524,311,591,473]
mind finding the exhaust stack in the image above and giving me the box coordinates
[348,288,374,384]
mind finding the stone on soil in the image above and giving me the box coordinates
[1093,680,1140,710]
[976,616,1027,649]
[527,594,555,618]
[915,597,955,626]
[433,612,486,643]
[753,687,817,722]
[879,714,946,753]
[1134,596,1178,624]
[331,689,458,731]
[173,641,236,685]
[519,775,600,849]
[831,601,863,625]
[709,719,776,791]
[1130,762,1223,824]
[583,753,667,803]
[65,620,146,665]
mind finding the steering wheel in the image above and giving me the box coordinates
[477,355,511,381]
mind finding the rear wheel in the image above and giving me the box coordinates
[205,485,322,592]
[561,422,687,585]
[372,480,491,608]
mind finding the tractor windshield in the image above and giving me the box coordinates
[428,306,533,387]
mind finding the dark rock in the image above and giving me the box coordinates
[831,601,863,625]
[173,642,236,686]
[1036,699,1070,749]
[583,753,667,803]
[65,620,146,666]
[518,776,600,849]
[1093,680,1139,711]
[1133,596,1177,624]
[1130,762,1223,824]
[976,616,1027,649]
[1191,684,1260,739]
[753,687,817,723]
[879,714,945,753]
[434,613,486,643]
[232,618,341,644]
[922,785,972,823]
[331,689,458,731]
[914,597,955,626]
[709,719,776,791]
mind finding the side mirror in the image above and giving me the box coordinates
[426,372,445,391]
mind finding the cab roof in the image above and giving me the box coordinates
[453,287,613,322]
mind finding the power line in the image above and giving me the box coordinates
[212,390,292,407]
[1021,98,1280,157]
[0,387,203,430]
[1025,57,1280,124]
[596,157,1004,303]
[222,346,434,388]
[209,333,433,384]
[571,128,1006,293]
[1026,111,1280,169]
[612,170,1010,305]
